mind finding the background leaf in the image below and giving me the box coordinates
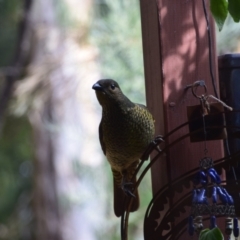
[199,228,224,240]
[210,0,228,31]
[228,0,240,22]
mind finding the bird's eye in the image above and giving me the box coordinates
[110,84,115,90]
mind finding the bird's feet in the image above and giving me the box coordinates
[151,135,164,155]
[141,135,164,160]
[121,179,135,198]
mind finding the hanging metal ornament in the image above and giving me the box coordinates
[186,81,236,239]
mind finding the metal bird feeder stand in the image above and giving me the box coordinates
[120,81,240,240]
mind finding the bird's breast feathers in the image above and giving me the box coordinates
[101,104,154,169]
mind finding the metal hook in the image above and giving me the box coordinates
[191,81,208,99]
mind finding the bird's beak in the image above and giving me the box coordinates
[92,82,104,92]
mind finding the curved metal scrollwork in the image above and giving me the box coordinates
[120,110,240,240]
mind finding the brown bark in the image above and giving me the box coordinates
[30,102,62,240]
[0,0,32,132]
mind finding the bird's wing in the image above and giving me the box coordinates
[99,120,106,155]
[136,103,155,122]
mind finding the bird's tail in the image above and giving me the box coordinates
[112,167,140,217]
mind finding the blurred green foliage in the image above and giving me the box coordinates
[0,0,23,66]
[0,1,34,239]
[91,0,145,104]
[0,116,34,239]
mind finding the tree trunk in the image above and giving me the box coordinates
[21,0,103,239]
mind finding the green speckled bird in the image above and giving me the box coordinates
[92,79,155,217]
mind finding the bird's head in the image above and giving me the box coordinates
[92,79,134,109]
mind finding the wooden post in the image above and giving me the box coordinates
[140,0,223,193]
[140,0,224,238]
